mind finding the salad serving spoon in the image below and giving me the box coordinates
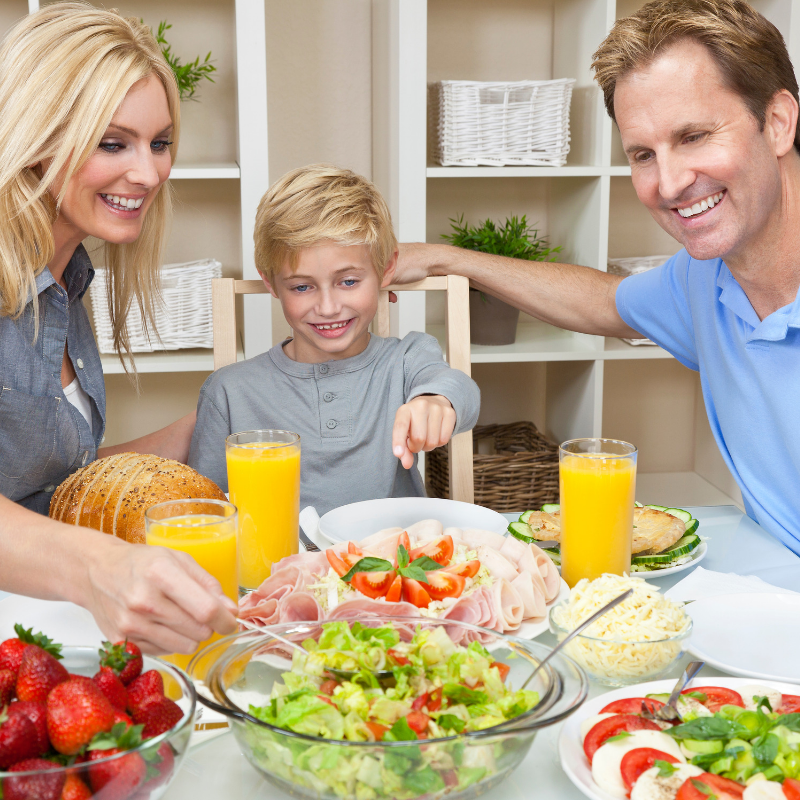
[641,659,705,723]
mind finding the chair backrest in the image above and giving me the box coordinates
[211,275,474,503]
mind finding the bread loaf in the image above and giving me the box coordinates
[49,453,227,544]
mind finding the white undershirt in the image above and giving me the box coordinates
[63,377,93,434]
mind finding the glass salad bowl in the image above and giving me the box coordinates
[0,646,196,800]
[188,616,588,800]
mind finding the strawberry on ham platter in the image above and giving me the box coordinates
[240,518,563,637]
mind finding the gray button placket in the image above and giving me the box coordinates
[316,368,350,439]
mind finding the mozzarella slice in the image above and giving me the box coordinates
[591,730,686,798]
[742,779,787,800]
[581,713,617,744]
[630,764,703,800]
[738,685,782,712]
[677,696,712,718]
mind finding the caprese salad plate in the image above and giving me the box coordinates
[559,676,800,800]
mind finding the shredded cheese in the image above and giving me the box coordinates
[551,574,690,681]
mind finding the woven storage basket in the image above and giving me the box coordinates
[89,259,222,353]
[433,79,575,167]
[426,421,559,512]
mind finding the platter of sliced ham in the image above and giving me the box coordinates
[239,518,568,640]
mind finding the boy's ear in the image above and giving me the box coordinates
[260,272,279,299]
[380,249,399,288]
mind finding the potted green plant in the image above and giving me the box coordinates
[441,215,561,345]
[153,21,216,101]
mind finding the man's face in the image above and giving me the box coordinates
[615,38,787,264]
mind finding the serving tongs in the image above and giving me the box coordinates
[641,660,705,723]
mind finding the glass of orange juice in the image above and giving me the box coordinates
[225,430,301,595]
[144,498,238,670]
[559,438,637,588]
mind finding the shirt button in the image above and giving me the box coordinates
[326,419,337,429]
[323,392,334,402]
[45,485,55,493]
[319,365,329,374]
[81,451,89,465]
[76,358,84,369]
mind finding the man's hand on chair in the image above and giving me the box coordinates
[392,394,456,469]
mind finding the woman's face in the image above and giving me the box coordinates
[51,74,173,246]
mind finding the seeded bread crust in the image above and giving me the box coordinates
[49,453,226,543]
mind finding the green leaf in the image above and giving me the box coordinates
[754,695,773,713]
[403,765,445,795]
[385,750,415,776]
[776,713,800,732]
[149,19,217,102]
[684,691,708,703]
[690,779,718,800]
[436,714,466,733]
[605,732,633,744]
[752,733,779,765]
[399,565,429,583]
[15,624,63,659]
[396,544,409,569]
[387,717,418,741]
[341,557,393,583]
[408,555,443,572]
[667,717,747,740]
[654,759,677,777]
[442,683,488,705]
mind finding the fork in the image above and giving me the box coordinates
[642,660,705,723]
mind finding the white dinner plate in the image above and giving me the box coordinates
[559,676,800,800]
[515,577,569,639]
[0,594,104,647]
[686,592,800,684]
[631,541,708,579]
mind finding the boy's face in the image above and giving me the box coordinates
[264,241,396,363]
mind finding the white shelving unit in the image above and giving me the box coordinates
[371,0,800,509]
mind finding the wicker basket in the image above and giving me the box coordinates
[89,259,222,353]
[433,79,575,167]
[426,421,559,512]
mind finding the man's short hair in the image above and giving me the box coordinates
[592,0,800,151]
[254,164,398,282]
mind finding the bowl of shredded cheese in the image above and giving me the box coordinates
[548,574,692,687]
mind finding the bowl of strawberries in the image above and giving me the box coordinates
[0,624,196,800]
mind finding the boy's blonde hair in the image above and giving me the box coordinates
[0,2,180,362]
[254,164,397,281]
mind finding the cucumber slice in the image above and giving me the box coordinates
[635,501,643,508]
[663,533,701,554]
[646,693,671,703]
[541,503,561,514]
[632,550,684,565]
[542,547,561,566]
[646,504,668,512]
[508,522,535,543]
[664,507,693,524]
[684,518,700,535]
[519,510,535,524]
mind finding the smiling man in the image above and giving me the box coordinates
[397,0,800,555]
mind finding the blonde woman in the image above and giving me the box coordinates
[0,3,236,652]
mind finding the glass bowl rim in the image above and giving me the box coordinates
[0,647,197,778]
[190,614,589,748]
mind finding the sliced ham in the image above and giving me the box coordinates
[363,531,405,563]
[443,526,463,541]
[239,598,279,626]
[510,572,547,620]
[492,578,524,632]
[499,535,528,566]
[272,550,330,576]
[279,591,323,623]
[239,565,308,614]
[460,528,506,551]
[475,545,518,582]
[326,597,420,620]
[405,519,444,542]
[359,527,404,550]
[519,543,561,601]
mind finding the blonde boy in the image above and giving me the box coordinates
[188,165,479,515]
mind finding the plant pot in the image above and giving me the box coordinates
[469,290,520,345]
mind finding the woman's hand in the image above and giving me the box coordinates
[392,394,457,470]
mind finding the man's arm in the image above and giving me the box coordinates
[99,411,196,463]
[397,242,642,338]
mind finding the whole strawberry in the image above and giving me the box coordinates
[88,725,147,800]
[0,706,40,768]
[8,701,49,755]
[132,696,183,739]
[99,641,142,687]
[94,667,129,712]
[126,671,163,715]
[0,668,16,706]
[113,709,134,728]
[47,679,115,755]
[60,772,93,800]
[3,758,66,800]
[0,625,62,676]
[143,741,174,789]
[16,647,69,703]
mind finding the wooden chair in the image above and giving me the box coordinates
[211,275,474,502]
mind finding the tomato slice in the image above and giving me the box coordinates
[366,721,389,741]
[620,748,679,797]
[408,535,454,566]
[347,541,364,556]
[780,695,800,714]
[387,648,410,666]
[583,715,661,763]
[783,778,800,800]
[319,679,338,696]
[601,697,666,715]
[680,686,744,712]
[405,710,430,733]
[675,773,744,800]
[412,692,429,711]
[351,569,397,599]
[442,559,481,579]
[398,531,411,555]
[442,770,458,789]
[425,570,466,600]
[385,574,402,603]
[317,695,336,707]
[326,550,351,577]
[402,577,431,608]
[427,687,442,712]
[491,662,511,682]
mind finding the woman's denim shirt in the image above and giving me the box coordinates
[0,245,105,514]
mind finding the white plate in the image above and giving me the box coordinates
[559,676,800,800]
[515,578,569,639]
[316,497,509,545]
[686,592,800,684]
[0,595,104,647]
[630,541,708,578]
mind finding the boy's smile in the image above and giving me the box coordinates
[264,241,395,363]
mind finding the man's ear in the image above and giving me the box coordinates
[767,89,799,159]
[260,272,279,299]
[381,249,399,288]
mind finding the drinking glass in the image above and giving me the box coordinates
[559,438,637,588]
[225,430,301,595]
[144,498,238,670]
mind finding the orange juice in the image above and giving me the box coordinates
[226,434,301,592]
[144,502,238,671]
[560,445,636,588]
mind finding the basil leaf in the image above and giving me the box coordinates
[776,713,800,732]
[690,780,717,800]
[755,695,773,713]
[667,717,747,740]
[409,555,444,571]
[399,565,429,583]
[753,733,779,765]
[397,544,410,569]
[387,716,418,741]
[605,732,633,744]
[437,714,466,733]
[654,760,677,777]
[685,691,708,703]
[341,557,393,583]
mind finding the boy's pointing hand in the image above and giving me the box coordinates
[392,394,456,469]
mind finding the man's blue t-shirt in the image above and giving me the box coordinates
[616,250,800,556]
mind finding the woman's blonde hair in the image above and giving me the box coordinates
[254,164,398,282]
[0,2,180,361]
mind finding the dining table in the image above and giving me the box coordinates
[1,504,798,800]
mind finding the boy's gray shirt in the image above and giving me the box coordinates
[188,332,480,516]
